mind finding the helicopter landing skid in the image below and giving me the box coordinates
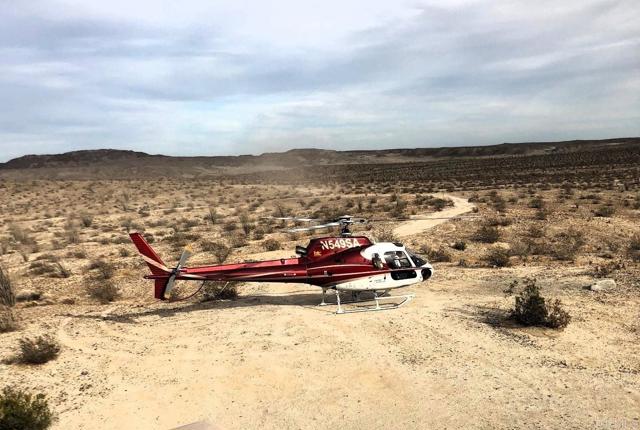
[320,288,415,314]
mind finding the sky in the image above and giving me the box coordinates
[0,0,638,161]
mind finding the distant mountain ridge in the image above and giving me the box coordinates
[1,137,638,180]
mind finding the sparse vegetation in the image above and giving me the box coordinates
[7,334,62,365]
[484,246,511,267]
[472,225,500,243]
[263,238,281,251]
[0,386,54,430]
[201,281,239,301]
[86,280,120,303]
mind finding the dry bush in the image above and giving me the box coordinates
[420,245,451,262]
[0,306,18,333]
[374,226,399,243]
[593,205,615,217]
[510,279,570,329]
[11,334,61,365]
[201,281,238,302]
[202,242,231,264]
[484,246,511,267]
[85,280,120,303]
[627,234,640,262]
[230,233,247,248]
[79,212,93,228]
[263,238,281,251]
[451,240,467,251]
[472,225,500,243]
[239,213,254,236]
[0,265,15,307]
[551,229,586,261]
[205,207,219,225]
[0,386,55,430]
[86,259,115,279]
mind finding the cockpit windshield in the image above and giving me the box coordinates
[407,250,427,267]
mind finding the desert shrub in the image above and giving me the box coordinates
[546,299,572,329]
[202,242,231,264]
[528,197,545,209]
[551,229,586,261]
[420,245,451,262]
[87,259,115,279]
[0,265,15,307]
[230,233,247,248]
[594,205,615,217]
[85,280,120,303]
[628,234,640,262]
[484,246,511,267]
[118,248,130,257]
[472,225,500,243]
[487,217,511,227]
[375,226,399,243]
[239,213,254,236]
[205,207,219,225]
[0,306,18,333]
[201,281,238,302]
[252,228,265,240]
[15,335,61,364]
[263,238,281,251]
[527,224,546,238]
[511,279,570,329]
[79,213,93,228]
[0,386,54,430]
[452,240,467,251]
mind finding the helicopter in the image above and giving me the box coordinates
[129,214,468,314]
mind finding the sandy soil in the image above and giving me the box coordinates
[1,195,639,429]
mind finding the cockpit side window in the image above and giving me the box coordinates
[383,251,413,269]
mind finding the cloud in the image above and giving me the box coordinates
[0,0,638,161]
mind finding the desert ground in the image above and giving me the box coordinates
[1,147,640,429]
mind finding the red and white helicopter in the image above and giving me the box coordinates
[130,215,442,313]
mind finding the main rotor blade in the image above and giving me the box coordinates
[287,222,341,233]
[267,216,320,222]
[368,215,481,222]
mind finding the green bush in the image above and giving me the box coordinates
[0,386,54,430]
[511,279,570,329]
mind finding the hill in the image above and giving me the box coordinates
[1,137,638,179]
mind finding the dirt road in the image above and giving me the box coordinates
[393,195,476,237]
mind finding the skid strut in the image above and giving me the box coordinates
[320,288,415,314]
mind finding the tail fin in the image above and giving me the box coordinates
[129,233,170,276]
[130,233,172,299]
